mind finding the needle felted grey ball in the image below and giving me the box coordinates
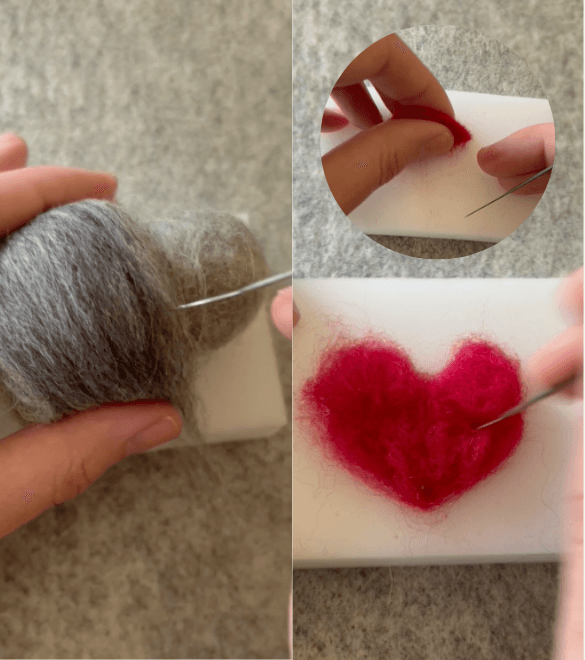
[0,199,270,431]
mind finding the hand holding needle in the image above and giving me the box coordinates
[465,165,552,218]
[477,268,583,430]
[476,373,578,430]
[475,271,583,660]
[525,267,583,660]
[466,123,555,218]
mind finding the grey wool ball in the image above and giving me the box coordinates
[0,199,270,432]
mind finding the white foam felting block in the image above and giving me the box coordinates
[293,279,578,568]
[0,306,287,449]
[190,306,287,445]
[320,90,554,241]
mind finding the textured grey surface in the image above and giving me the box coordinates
[294,14,582,273]
[0,1,291,658]
[293,565,559,660]
[369,234,496,259]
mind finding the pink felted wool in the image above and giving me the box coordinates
[298,337,524,511]
[390,103,472,148]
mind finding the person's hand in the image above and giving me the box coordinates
[0,133,183,540]
[271,286,298,340]
[526,268,583,660]
[477,123,555,196]
[270,286,296,657]
[321,34,455,215]
[526,268,582,396]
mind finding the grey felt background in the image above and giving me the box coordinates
[294,12,582,272]
[294,565,559,660]
[292,3,582,660]
[0,1,291,658]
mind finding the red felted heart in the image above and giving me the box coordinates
[390,103,472,148]
[298,338,524,511]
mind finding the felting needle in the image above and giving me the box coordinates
[464,165,553,218]
[475,373,577,431]
[174,270,293,310]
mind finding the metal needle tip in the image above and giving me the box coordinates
[464,165,553,218]
[475,374,577,431]
[174,270,293,310]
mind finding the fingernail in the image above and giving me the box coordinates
[422,128,454,156]
[323,114,349,131]
[477,146,498,166]
[126,416,181,455]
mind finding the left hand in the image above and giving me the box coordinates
[320,34,455,215]
[0,133,183,539]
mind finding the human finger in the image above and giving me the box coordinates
[477,124,555,195]
[330,83,384,131]
[333,34,454,130]
[0,133,28,172]
[322,117,454,215]
[552,269,584,659]
[0,401,182,539]
[321,108,350,133]
[0,166,118,236]
[554,425,583,660]
[525,324,583,397]
[556,268,583,326]
[271,286,298,340]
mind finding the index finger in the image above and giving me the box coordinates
[334,34,454,128]
[0,166,117,236]
[558,268,584,326]
[525,324,583,395]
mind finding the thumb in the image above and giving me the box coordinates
[322,118,454,215]
[0,401,182,538]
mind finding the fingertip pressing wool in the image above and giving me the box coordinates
[390,103,472,148]
[298,337,524,511]
[0,199,269,432]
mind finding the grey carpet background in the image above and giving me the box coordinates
[294,565,559,660]
[292,2,582,660]
[294,10,582,273]
[0,1,291,658]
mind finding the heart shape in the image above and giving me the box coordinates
[298,338,524,511]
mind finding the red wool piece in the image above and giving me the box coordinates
[299,338,524,511]
[390,103,472,148]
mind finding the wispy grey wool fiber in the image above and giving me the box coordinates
[0,199,269,430]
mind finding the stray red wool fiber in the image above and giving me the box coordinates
[298,337,524,511]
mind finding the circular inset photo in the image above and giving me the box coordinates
[320,27,555,259]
